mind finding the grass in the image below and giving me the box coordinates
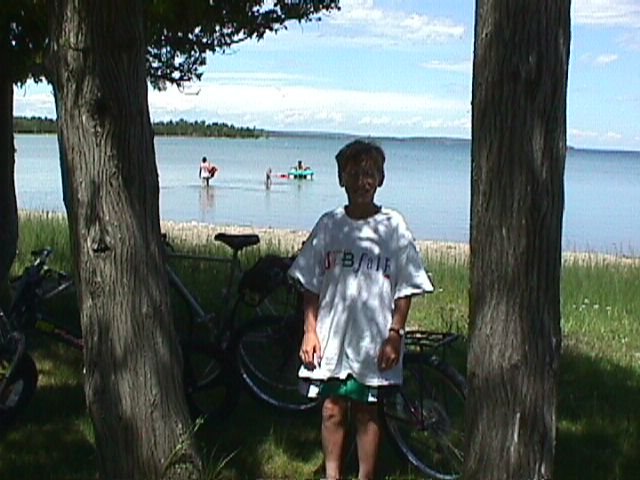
[1,211,639,479]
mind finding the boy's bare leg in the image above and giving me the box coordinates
[322,396,349,479]
[353,402,381,480]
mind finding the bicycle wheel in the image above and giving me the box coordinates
[0,352,38,427]
[382,352,466,479]
[233,315,320,412]
[181,340,239,422]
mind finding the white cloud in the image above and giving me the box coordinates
[604,131,623,140]
[358,115,392,126]
[13,84,55,118]
[593,53,620,65]
[420,60,471,73]
[569,128,601,139]
[149,80,465,117]
[14,93,54,116]
[205,71,312,85]
[579,52,623,66]
[573,0,640,27]
[620,30,640,50]
[323,0,465,47]
[569,128,624,144]
[144,79,470,137]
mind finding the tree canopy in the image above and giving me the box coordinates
[145,0,338,88]
[4,0,338,88]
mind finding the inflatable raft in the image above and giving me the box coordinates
[288,167,314,179]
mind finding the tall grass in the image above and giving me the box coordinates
[1,212,639,479]
[11,211,73,274]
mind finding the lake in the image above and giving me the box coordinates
[14,133,640,255]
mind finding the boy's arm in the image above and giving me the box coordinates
[390,295,412,333]
[378,295,412,371]
[300,290,322,369]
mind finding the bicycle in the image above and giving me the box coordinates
[0,248,77,427]
[380,330,466,479]
[163,232,319,419]
[0,311,37,428]
[0,236,313,427]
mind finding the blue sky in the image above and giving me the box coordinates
[13,0,640,151]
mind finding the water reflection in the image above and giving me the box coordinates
[199,186,215,219]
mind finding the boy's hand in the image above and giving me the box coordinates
[377,334,402,371]
[299,331,322,370]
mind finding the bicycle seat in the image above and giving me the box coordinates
[214,233,260,252]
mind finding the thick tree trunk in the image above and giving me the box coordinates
[0,26,18,285]
[47,1,201,478]
[466,1,570,479]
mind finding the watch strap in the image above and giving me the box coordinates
[389,326,405,337]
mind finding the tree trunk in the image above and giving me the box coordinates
[466,1,570,479]
[0,22,18,285]
[47,1,201,478]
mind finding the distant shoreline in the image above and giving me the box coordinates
[13,116,265,139]
[14,117,640,154]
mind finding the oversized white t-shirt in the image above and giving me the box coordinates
[288,207,434,386]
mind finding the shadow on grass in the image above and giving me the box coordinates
[0,379,94,479]
[193,392,424,480]
[1,339,638,479]
[555,347,640,480]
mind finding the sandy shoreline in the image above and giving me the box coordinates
[161,220,470,259]
[160,219,638,266]
[17,211,637,266]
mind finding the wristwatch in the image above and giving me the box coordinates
[389,326,405,337]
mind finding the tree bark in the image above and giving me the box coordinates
[466,1,570,479]
[0,21,18,285]
[47,1,201,478]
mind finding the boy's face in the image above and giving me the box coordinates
[340,157,384,207]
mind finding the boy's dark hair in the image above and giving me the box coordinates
[335,139,385,181]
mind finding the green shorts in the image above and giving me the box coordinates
[300,376,379,403]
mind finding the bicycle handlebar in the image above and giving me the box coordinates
[29,248,54,269]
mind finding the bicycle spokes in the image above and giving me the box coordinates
[383,353,466,479]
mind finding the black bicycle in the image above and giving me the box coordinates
[0,237,313,428]
[163,232,318,419]
[0,248,77,427]
[0,312,37,428]
[381,330,466,479]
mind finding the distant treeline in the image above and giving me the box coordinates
[14,116,57,134]
[153,119,265,138]
[13,116,266,139]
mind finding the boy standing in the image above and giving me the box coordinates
[288,139,434,479]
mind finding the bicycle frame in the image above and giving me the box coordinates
[0,309,28,401]
[165,234,295,345]
[166,247,248,343]
[32,314,83,351]
[7,249,81,351]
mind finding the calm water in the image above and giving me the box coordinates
[14,134,640,255]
